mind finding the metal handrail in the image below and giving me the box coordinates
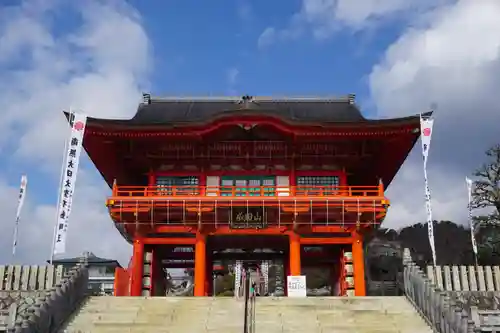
[243,271,256,333]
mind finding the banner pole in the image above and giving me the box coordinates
[466,177,478,266]
[51,110,87,259]
[50,109,74,264]
[12,175,28,257]
[420,113,437,266]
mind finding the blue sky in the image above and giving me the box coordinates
[131,0,398,110]
[0,0,499,264]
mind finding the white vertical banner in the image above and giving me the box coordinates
[466,177,478,257]
[12,175,28,255]
[420,115,436,266]
[52,112,87,256]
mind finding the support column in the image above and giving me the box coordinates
[289,233,301,276]
[194,233,206,297]
[284,255,290,295]
[330,265,336,296]
[130,238,144,297]
[205,248,213,296]
[352,232,366,296]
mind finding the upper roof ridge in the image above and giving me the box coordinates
[141,94,355,104]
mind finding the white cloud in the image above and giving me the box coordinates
[255,0,500,229]
[237,0,253,22]
[0,0,151,167]
[257,0,451,46]
[227,67,239,86]
[0,171,131,265]
[257,27,276,49]
[370,0,500,229]
[0,0,151,265]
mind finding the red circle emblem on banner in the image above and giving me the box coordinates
[423,128,431,136]
[74,121,85,131]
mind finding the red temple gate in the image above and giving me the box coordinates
[72,95,426,297]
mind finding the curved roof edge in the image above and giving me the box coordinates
[63,95,433,129]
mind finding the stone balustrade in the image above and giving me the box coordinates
[0,265,64,292]
[0,260,89,333]
[403,249,500,332]
[403,249,475,332]
[0,264,65,332]
[427,265,500,292]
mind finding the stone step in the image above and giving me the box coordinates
[62,297,245,333]
[63,296,432,333]
[253,296,433,333]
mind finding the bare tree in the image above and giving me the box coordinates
[470,144,500,263]
[472,144,500,223]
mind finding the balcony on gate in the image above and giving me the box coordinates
[106,183,390,227]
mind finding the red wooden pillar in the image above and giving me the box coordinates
[148,169,155,186]
[205,244,213,296]
[194,233,207,297]
[284,254,290,295]
[130,238,144,296]
[352,232,366,296]
[199,167,206,196]
[289,233,301,276]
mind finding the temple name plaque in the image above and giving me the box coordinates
[230,208,267,229]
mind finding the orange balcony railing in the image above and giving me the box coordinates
[107,184,388,214]
[110,184,385,198]
[106,184,389,228]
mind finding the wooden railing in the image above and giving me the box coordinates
[111,184,385,199]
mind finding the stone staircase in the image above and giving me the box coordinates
[61,297,245,333]
[62,296,433,333]
[6,248,498,332]
[254,296,433,333]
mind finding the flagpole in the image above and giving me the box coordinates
[420,113,437,267]
[466,177,478,266]
[50,109,74,264]
[423,164,436,266]
[12,175,27,257]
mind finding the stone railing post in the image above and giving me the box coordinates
[12,257,89,333]
[402,248,473,333]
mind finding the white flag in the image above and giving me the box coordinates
[53,112,87,256]
[420,117,434,164]
[12,175,28,255]
[466,177,477,255]
[420,115,436,266]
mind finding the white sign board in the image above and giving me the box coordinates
[287,275,307,297]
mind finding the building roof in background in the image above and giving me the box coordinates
[48,251,122,268]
